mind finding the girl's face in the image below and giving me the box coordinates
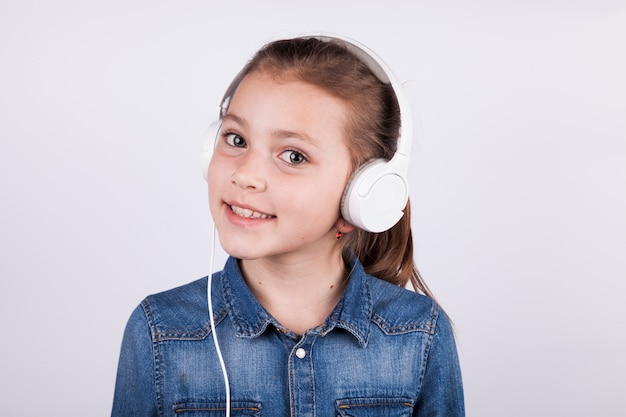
[208,71,354,263]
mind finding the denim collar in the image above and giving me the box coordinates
[220,256,372,348]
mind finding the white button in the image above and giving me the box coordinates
[295,348,306,359]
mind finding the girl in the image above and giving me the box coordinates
[112,35,464,417]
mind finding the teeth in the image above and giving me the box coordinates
[230,205,273,219]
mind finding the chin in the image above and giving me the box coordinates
[224,251,259,261]
[217,239,263,261]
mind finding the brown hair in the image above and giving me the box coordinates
[238,37,433,297]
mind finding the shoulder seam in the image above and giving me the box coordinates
[143,296,229,342]
[371,300,439,336]
[139,299,165,416]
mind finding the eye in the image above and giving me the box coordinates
[223,132,246,148]
[279,149,307,165]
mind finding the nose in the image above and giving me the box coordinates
[230,150,267,192]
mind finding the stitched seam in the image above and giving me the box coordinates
[339,402,413,408]
[288,345,296,417]
[309,338,316,417]
[415,303,440,397]
[141,299,165,417]
[175,406,260,412]
[152,306,228,341]
[337,396,415,409]
[371,314,435,335]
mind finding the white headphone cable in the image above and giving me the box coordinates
[207,224,231,417]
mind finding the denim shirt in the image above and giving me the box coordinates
[112,256,464,417]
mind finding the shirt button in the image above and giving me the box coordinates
[295,348,306,359]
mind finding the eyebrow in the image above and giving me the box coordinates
[222,113,248,130]
[271,128,320,148]
[222,113,320,148]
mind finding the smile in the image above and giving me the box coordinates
[229,205,275,219]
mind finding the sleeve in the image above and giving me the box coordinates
[111,303,159,417]
[414,307,465,416]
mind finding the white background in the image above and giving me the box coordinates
[1,1,625,416]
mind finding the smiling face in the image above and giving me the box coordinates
[208,71,354,264]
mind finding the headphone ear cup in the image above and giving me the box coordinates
[202,120,221,181]
[341,159,409,233]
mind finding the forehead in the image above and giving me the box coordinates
[231,70,343,106]
[227,72,349,134]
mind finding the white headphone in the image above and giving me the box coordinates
[202,34,412,233]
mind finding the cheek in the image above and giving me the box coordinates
[299,175,348,217]
[207,157,226,188]
[207,158,227,209]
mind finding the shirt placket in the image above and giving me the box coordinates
[289,334,317,417]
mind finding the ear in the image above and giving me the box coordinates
[334,218,356,234]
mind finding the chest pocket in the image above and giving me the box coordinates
[335,397,415,417]
[173,401,261,416]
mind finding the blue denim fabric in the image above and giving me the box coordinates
[112,256,464,417]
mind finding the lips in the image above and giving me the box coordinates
[229,204,275,219]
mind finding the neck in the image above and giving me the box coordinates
[239,248,348,335]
